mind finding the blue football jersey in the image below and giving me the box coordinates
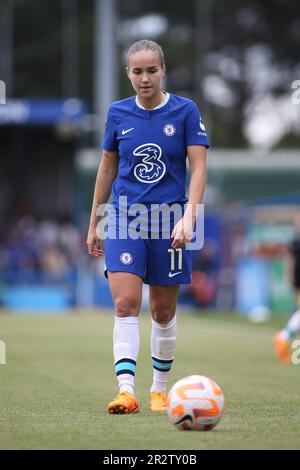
[102,93,209,209]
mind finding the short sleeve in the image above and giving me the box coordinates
[102,107,118,151]
[185,101,209,148]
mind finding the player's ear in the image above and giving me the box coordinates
[162,65,166,76]
[125,66,130,78]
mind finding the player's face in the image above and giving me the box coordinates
[126,51,166,105]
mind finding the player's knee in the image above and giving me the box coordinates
[151,307,175,324]
[114,296,139,317]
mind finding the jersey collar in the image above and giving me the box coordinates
[135,92,170,111]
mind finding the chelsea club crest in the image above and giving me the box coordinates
[120,252,133,265]
[163,123,176,136]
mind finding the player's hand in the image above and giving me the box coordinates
[86,225,104,257]
[171,215,194,249]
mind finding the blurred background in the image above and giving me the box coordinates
[1,0,300,318]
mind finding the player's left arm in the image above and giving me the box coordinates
[171,145,207,249]
[186,144,207,219]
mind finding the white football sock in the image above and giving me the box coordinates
[151,316,176,393]
[113,316,139,395]
[282,310,300,340]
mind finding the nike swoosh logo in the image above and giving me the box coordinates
[122,128,134,135]
[168,271,182,278]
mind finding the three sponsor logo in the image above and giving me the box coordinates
[133,143,166,184]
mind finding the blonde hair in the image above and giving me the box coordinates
[127,40,165,67]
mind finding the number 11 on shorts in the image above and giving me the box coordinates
[168,248,183,271]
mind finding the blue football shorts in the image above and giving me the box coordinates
[105,235,192,285]
[104,204,193,285]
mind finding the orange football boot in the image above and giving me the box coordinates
[107,391,140,414]
[150,391,168,412]
[273,333,291,364]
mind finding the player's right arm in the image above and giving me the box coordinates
[87,149,119,257]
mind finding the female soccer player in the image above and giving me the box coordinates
[87,40,209,414]
[273,235,300,363]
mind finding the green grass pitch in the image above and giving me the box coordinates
[0,309,299,450]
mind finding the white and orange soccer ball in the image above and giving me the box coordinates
[167,375,225,431]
